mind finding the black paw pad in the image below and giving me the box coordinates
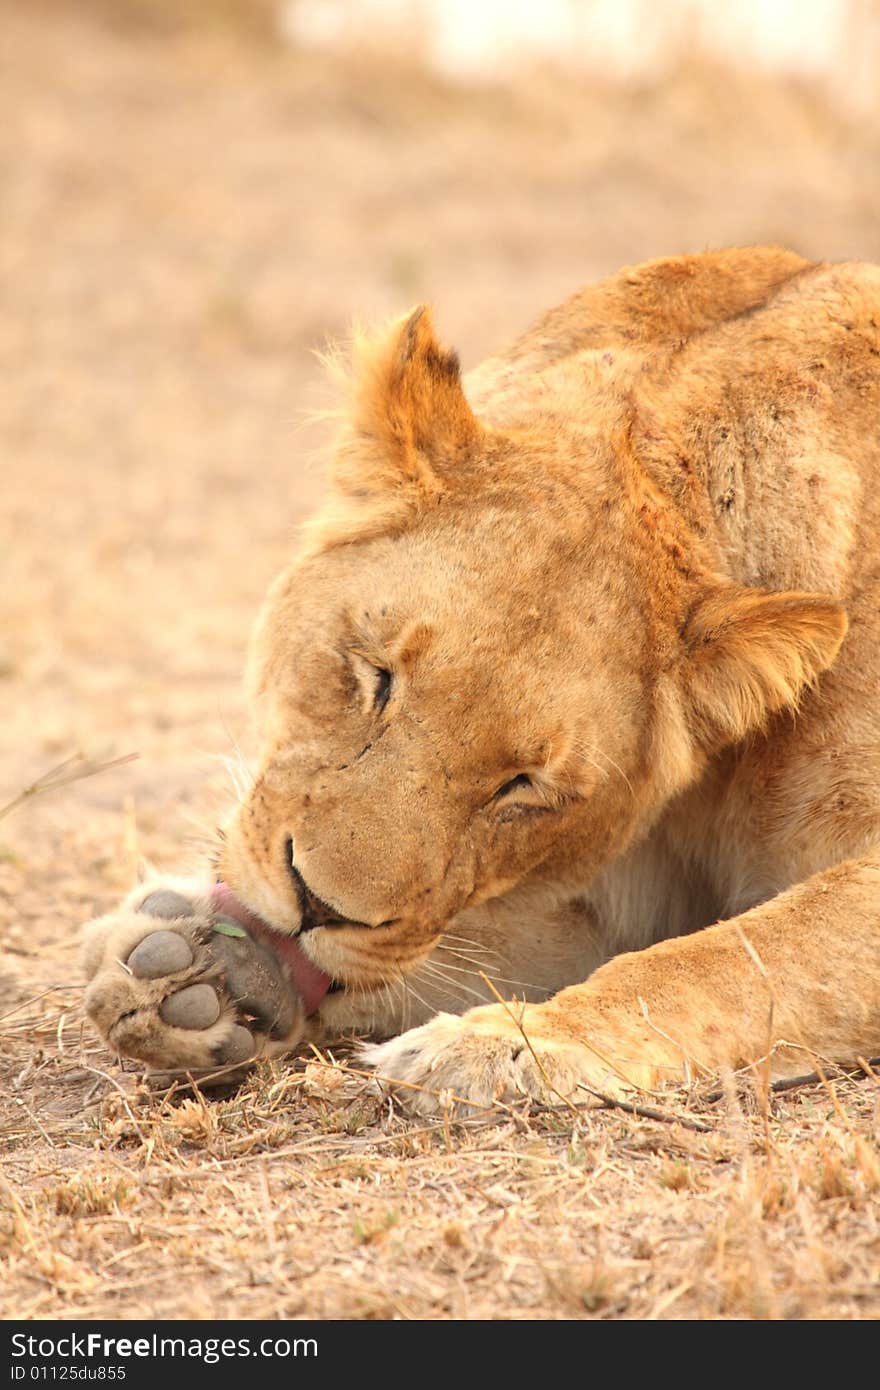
[210,930,299,1038]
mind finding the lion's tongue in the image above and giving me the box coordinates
[210,883,333,1016]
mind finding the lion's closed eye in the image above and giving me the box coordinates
[491,772,559,818]
[348,649,396,717]
[494,773,533,799]
[372,665,393,712]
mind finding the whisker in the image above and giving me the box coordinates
[220,717,255,792]
[400,974,435,1021]
[575,746,610,785]
[434,943,508,968]
[409,966,478,1010]
[437,932,505,959]
[427,955,538,993]
[575,739,634,797]
[387,977,406,1036]
[418,960,522,1008]
[435,937,496,956]
[416,959,487,994]
[395,967,415,1032]
[380,977,407,1037]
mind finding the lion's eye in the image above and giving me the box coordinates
[373,666,393,712]
[495,773,532,799]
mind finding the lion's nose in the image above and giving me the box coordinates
[287,858,353,932]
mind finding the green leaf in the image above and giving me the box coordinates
[213,916,248,939]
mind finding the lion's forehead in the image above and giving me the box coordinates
[252,548,639,782]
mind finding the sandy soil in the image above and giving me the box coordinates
[2,3,879,1320]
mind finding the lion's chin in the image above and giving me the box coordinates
[210,882,334,1015]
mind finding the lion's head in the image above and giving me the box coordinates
[218,307,846,1005]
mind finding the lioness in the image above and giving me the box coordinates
[83,247,880,1113]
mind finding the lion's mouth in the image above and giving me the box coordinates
[210,882,336,1015]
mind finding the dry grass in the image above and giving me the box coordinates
[2,992,879,1319]
[2,3,880,1320]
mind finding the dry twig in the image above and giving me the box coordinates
[0,752,139,823]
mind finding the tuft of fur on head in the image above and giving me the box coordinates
[301,306,482,556]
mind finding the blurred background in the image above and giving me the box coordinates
[2,0,880,967]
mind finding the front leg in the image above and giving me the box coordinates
[367,850,880,1113]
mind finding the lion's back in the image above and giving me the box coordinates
[468,245,814,404]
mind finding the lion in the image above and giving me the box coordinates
[83,246,880,1114]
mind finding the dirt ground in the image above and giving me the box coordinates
[2,2,880,1320]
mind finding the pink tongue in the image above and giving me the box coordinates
[210,883,333,1016]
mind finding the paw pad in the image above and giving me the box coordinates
[127,930,194,979]
[140,889,195,919]
[209,931,298,1038]
[159,982,221,1030]
[214,1025,257,1065]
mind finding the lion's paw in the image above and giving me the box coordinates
[83,877,302,1077]
[363,1004,615,1116]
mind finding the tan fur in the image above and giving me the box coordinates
[83,247,880,1109]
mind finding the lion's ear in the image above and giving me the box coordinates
[682,585,847,746]
[333,306,481,501]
